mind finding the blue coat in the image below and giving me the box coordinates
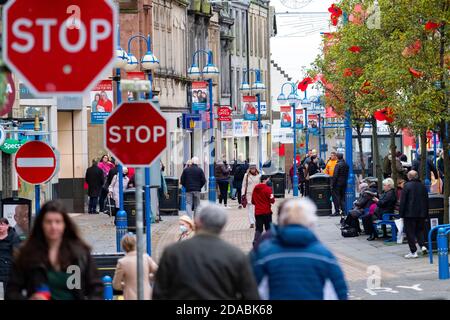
[252,225,348,300]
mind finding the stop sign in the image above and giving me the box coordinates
[15,141,58,184]
[105,102,167,167]
[3,0,116,94]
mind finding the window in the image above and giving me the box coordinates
[236,11,240,55]
[236,69,241,113]
[242,11,246,57]
[249,14,253,55]
[231,9,235,53]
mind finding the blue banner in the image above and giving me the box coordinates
[91,112,110,125]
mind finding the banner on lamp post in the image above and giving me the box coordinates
[90,80,113,125]
[280,106,292,128]
[243,96,257,121]
[217,106,232,122]
[294,109,304,129]
[308,114,319,135]
[192,81,208,111]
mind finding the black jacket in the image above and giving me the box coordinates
[106,166,118,188]
[399,179,429,219]
[376,189,397,216]
[412,156,438,181]
[233,163,249,188]
[5,249,103,300]
[354,187,378,210]
[85,165,104,197]
[0,227,21,283]
[332,159,349,188]
[215,163,231,181]
[180,165,206,192]
[153,233,259,300]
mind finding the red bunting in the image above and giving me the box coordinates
[374,107,394,123]
[328,4,342,26]
[409,67,423,78]
[298,77,314,91]
[353,67,364,76]
[343,68,353,77]
[349,3,365,25]
[348,46,361,53]
[425,21,440,31]
[360,80,372,94]
[402,39,421,58]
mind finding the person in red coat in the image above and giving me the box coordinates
[251,175,275,247]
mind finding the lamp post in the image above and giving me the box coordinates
[115,32,159,255]
[344,109,355,213]
[301,93,310,154]
[239,68,266,171]
[277,82,300,197]
[187,50,219,203]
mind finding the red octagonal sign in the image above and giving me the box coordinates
[105,102,167,167]
[3,0,116,95]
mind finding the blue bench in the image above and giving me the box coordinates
[373,213,400,242]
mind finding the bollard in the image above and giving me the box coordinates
[437,228,449,280]
[180,186,186,212]
[116,209,127,252]
[103,275,113,300]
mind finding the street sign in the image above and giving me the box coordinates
[15,141,58,184]
[105,102,167,167]
[3,0,116,95]
[0,125,5,146]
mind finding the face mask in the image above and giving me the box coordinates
[180,225,188,234]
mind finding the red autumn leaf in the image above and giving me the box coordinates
[353,67,364,76]
[328,4,343,17]
[374,110,387,121]
[331,15,339,26]
[409,67,423,78]
[425,21,440,31]
[343,68,353,77]
[348,46,361,53]
[360,80,371,94]
[298,77,314,91]
[412,39,422,51]
[385,108,395,123]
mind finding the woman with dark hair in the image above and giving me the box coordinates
[5,201,103,300]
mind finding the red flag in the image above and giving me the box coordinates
[348,46,361,53]
[409,67,423,78]
[298,77,314,91]
[425,21,440,31]
[343,68,353,77]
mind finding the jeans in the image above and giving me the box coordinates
[99,187,108,212]
[186,191,201,219]
[404,218,426,253]
[217,181,229,205]
[88,196,98,213]
[253,214,272,246]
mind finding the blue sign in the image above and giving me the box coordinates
[91,112,110,125]
[182,113,202,130]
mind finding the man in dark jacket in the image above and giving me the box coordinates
[153,204,259,300]
[331,153,349,216]
[233,160,249,208]
[85,160,104,214]
[0,218,21,296]
[400,170,429,259]
[180,156,206,219]
[412,154,438,183]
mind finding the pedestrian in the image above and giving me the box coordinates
[331,153,349,217]
[152,204,260,300]
[215,160,231,207]
[178,215,195,241]
[305,154,320,195]
[412,153,438,183]
[343,182,377,233]
[252,198,348,300]
[233,159,249,209]
[399,170,429,259]
[85,159,104,214]
[98,154,114,213]
[251,175,275,247]
[324,152,338,177]
[180,156,206,219]
[0,218,21,297]
[6,201,103,300]
[242,164,261,228]
[109,166,130,223]
[112,234,158,300]
[362,178,397,241]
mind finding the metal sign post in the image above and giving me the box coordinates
[134,167,145,300]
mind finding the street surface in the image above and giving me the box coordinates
[72,197,450,300]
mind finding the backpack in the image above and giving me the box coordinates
[341,226,359,238]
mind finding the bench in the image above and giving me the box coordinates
[373,213,400,242]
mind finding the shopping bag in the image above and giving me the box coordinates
[241,195,248,208]
[394,218,404,244]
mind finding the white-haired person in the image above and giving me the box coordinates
[251,198,348,300]
[180,156,206,219]
[361,178,397,241]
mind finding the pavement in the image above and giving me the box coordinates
[71,197,450,300]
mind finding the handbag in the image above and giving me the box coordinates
[242,173,250,208]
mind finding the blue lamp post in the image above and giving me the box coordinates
[277,82,300,197]
[301,93,310,153]
[344,109,355,213]
[187,50,219,202]
[240,69,266,171]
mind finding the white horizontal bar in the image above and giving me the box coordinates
[17,157,54,168]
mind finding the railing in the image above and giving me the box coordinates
[428,224,450,280]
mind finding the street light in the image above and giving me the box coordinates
[188,50,219,203]
[278,82,300,197]
[301,95,310,152]
[240,69,266,171]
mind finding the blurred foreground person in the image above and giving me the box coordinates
[252,198,348,300]
[153,204,259,300]
[6,201,103,300]
[113,234,158,300]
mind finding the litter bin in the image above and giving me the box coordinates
[123,188,146,233]
[424,193,444,249]
[270,172,286,198]
[308,173,332,216]
[92,253,125,296]
[159,177,179,216]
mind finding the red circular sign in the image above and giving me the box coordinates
[105,102,167,166]
[15,141,57,184]
[3,0,116,94]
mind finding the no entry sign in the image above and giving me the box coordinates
[105,102,167,167]
[3,0,116,95]
[15,141,58,184]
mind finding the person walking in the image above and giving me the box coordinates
[98,155,114,213]
[109,167,130,223]
[243,164,261,228]
[0,218,21,297]
[233,160,249,209]
[331,153,349,216]
[252,198,348,300]
[112,234,158,300]
[178,215,195,241]
[400,170,429,259]
[6,201,103,300]
[85,159,104,214]
[152,204,259,300]
[251,175,275,247]
[180,156,206,219]
[215,160,231,207]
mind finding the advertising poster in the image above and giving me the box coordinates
[221,122,234,138]
[260,101,267,115]
[192,81,208,111]
[233,119,244,137]
[242,96,257,121]
[1,203,31,239]
[242,121,252,136]
[0,72,15,116]
[90,80,113,125]
[295,109,304,129]
[217,106,232,122]
[280,106,292,128]
[308,114,319,135]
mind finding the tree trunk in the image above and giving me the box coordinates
[389,125,398,187]
[420,130,427,182]
[356,124,366,178]
[371,117,383,194]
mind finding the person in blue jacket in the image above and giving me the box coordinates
[251,198,348,300]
